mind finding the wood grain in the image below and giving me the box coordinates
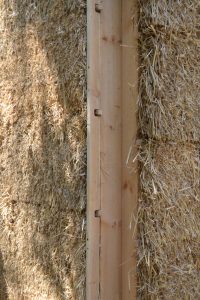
[122,1,138,299]
[86,1,101,299]
[87,1,138,299]
[100,1,122,299]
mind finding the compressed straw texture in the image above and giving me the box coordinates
[0,1,86,299]
[138,1,200,299]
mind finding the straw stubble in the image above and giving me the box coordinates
[0,1,87,299]
[138,1,200,299]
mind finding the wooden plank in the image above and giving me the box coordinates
[87,1,138,299]
[121,1,138,299]
[99,1,122,299]
[86,1,101,299]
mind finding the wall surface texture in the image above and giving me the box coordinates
[0,1,86,299]
[138,1,200,299]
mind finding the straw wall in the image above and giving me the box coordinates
[138,1,200,299]
[0,1,86,299]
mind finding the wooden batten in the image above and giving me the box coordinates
[87,1,138,299]
[86,1,101,298]
[122,1,138,299]
[100,1,122,299]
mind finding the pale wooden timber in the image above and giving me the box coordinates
[122,1,138,299]
[100,0,122,299]
[87,1,138,299]
[86,0,101,299]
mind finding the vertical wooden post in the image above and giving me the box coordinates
[122,1,138,299]
[86,1,101,298]
[87,1,137,299]
[100,1,122,299]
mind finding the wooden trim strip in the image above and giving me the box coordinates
[99,1,122,299]
[122,1,138,299]
[87,1,138,299]
[86,1,101,299]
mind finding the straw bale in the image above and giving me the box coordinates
[0,1,86,299]
[138,1,200,298]
[138,141,200,299]
[139,0,200,142]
